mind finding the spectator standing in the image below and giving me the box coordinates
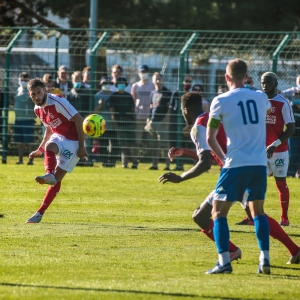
[110,64,131,94]
[287,91,300,177]
[94,76,117,167]
[244,76,259,91]
[131,65,155,161]
[191,84,210,112]
[145,72,172,170]
[42,74,63,95]
[14,72,36,165]
[168,91,185,171]
[67,71,90,118]
[280,75,300,101]
[82,66,91,89]
[54,65,72,96]
[109,77,138,168]
[217,84,229,95]
[0,90,3,144]
[183,75,193,92]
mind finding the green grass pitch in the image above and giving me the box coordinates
[0,157,300,300]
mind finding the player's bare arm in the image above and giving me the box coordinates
[206,118,225,163]
[168,147,198,162]
[29,126,52,159]
[158,150,211,184]
[266,122,295,158]
[71,113,88,159]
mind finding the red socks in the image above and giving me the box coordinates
[266,214,299,256]
[201,219,238,252]
[44,150,56,174]
[37,182,61,215]
[276,180,289,219]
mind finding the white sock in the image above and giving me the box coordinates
[219,251,230,266]
[259,250,270,262]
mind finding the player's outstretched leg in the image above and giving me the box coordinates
[193,200,242,262]
[265,214,300,264]
[26,182,61,223]
[35,150,57,186]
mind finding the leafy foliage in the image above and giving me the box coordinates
[2,0,300,31]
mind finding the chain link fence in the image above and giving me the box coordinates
[1,28,300,168]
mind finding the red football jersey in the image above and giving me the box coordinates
[266,94,294,153]
[195,112,227,167]
[34,94,79,141]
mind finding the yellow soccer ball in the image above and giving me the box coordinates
[82,114,106,138]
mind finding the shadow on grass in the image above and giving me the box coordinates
[0,282,246,299]
[0,214,4,218]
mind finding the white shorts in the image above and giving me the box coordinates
[267,150,289,177]
[46,133,80,173]
[205,189,249,209]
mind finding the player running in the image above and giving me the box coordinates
[25,78,88,223]
[237,72,295,226]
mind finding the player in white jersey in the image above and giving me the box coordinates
[159,92,300,265]
[206,59,271,274]
[25,78,88,223]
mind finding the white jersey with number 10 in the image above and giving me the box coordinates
[209,88,271,169]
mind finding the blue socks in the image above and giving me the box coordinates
[213,217,230,253]
[254,215,270,251]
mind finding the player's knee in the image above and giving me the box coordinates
[192,208,211,229]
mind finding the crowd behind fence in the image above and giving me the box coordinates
[1,28,300,170]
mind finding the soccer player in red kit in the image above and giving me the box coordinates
[238,72,295,226]
[25,78,88,223]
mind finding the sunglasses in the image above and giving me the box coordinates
[183,80,192,84]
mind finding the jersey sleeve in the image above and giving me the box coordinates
[191,124,211,155]
[209,97,222,121]
[282,99,295,124]
[54,96,78,120]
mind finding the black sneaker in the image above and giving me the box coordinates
[149,166,158,170]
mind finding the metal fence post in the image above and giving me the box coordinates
[54,31,61,79]
[87,31,109,161]
[177,32,198,167]
[272,34,291,74]
[2,29,23,164]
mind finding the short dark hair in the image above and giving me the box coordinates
[226,59,247,81]
[192,84,203,92]
[42,73,53,83]
[181,91,202,109]
[27,78,45,91]
[19,72,29,79]
[111,64,123,73]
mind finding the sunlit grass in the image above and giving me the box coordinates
[0,157,300,299]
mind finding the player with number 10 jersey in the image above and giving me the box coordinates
[209,88,271,169]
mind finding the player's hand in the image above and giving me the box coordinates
[168,147,183,162]
[29,150,43,159]
[77,146,88,159]
[266,145,276,158]
[158,172,183,184]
